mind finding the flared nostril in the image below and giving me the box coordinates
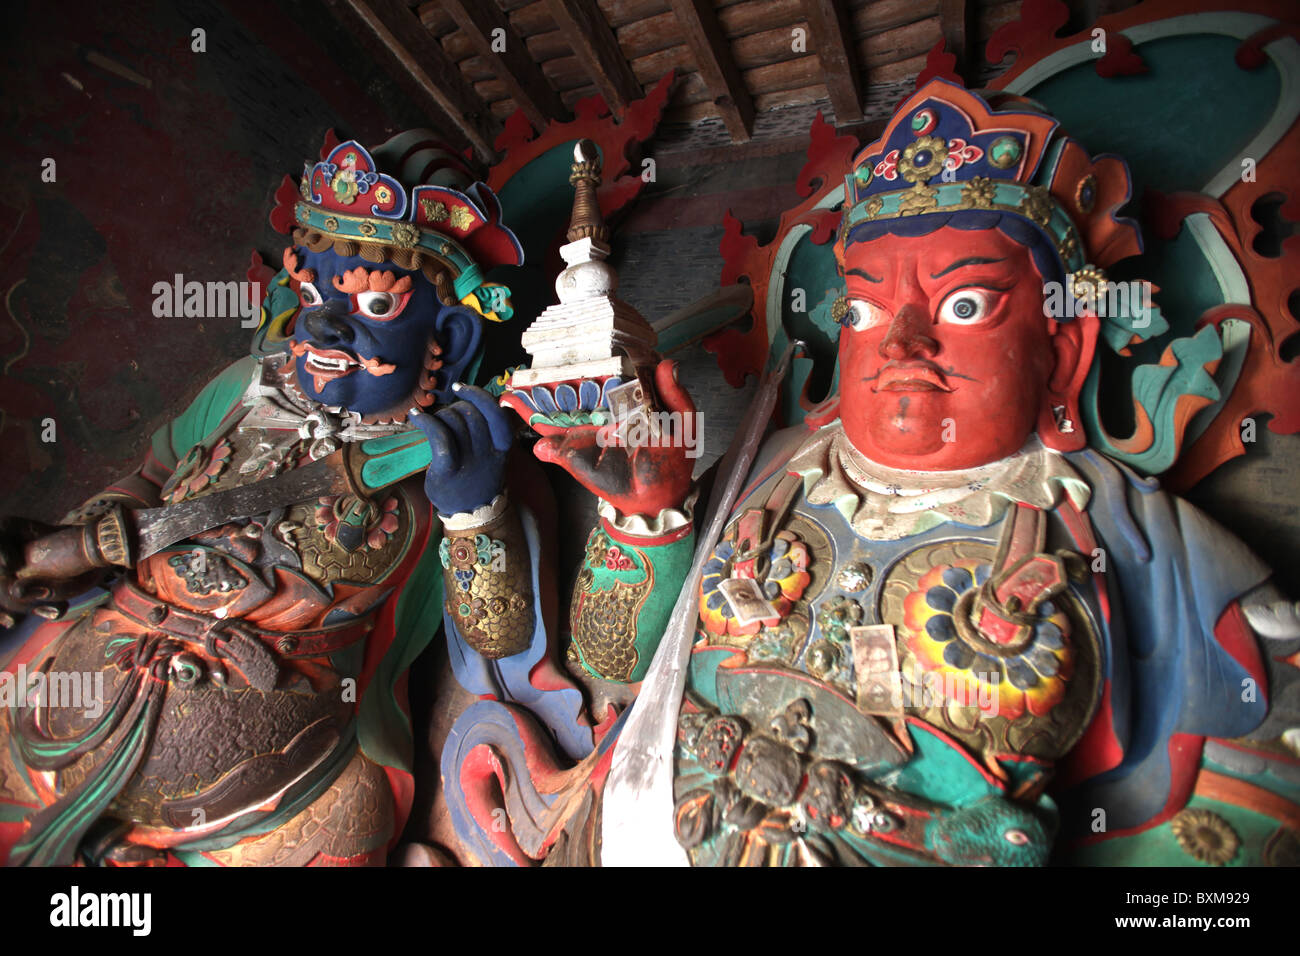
[303,308,356,345]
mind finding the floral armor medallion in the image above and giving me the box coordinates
[880,539,1102,762]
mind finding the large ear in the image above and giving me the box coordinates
[1038,312,1100,452]
[433,305,483,402]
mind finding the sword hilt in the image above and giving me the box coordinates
[18,505,135,582]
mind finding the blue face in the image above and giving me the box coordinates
[288,248,447,415]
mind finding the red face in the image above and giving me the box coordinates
[838,226,1067,470]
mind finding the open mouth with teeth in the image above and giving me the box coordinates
[290,341,397,393]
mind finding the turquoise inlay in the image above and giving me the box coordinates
[295,202,475,274]
[844,181,1087,272]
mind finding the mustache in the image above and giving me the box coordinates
[861,360,976,391]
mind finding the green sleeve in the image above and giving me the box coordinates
[149,355,258,469]
[569,521,695,684]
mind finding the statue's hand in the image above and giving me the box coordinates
[408,384,515,517]
[0,516,104,625]
[535,360,696,518]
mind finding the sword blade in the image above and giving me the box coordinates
[133,455,349,559]
[601,339,800,866]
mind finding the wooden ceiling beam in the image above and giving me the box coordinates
[328,0,498,163]
[439,0,570,131]
[939,0,975,86]
[805,0,863,126]
[668,0,754,143]
[543,0,644,113]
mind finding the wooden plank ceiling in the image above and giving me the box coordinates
[328,0,1041,160]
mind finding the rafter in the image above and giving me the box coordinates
[544,0,643,114]
[805,0,863,126]
[327,0,498,163]
[939,0,975,86]
[439,0,569,131]
[667,0,754,143]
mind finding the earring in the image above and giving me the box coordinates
[1052,404,1074,434]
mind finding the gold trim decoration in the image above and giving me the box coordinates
[1057,232,1078,262]
[961,177,997,209]
[390,222,419,249]
[899,135,948,184]
[831,295,849,323]
[420,198,449,223]
[1017,185,1053,226]
[899,182,939,217]
[568,159,600,185]
[1171,809,1240,865]
[449,205,476,232]
[357,221,377,238]
[1071,264,1108,302]
[323,216,339,232]
[842,180,1089,274]
[1075,175,1097,214]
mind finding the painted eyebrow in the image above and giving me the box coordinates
[333,267,414,295]
[929,256,1007,279]
[846,267,882,283]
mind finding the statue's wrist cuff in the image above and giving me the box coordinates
[598,486,697,544]
[441,493,509,530]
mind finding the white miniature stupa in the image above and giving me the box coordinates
[509,139,658,388]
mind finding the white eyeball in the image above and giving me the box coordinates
[298,282,322,307]
[845,299,889,331]
[937,288,993,325]
[355,291,400,319]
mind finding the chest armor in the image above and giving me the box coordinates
[28,400,432,832]
[692,487,1105,765]
[674,470,1106,866]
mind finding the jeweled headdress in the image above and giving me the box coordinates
[293,135,524,318]
[837,79,1143,306]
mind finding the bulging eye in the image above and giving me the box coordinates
[298,282,322,307]
[355,291,402,320]
[938,288,994,325]
[844,299,889,331]
[1004,828,1030,845]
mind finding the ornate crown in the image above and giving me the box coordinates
[294,138,524,307]
[838,79,1142,283]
